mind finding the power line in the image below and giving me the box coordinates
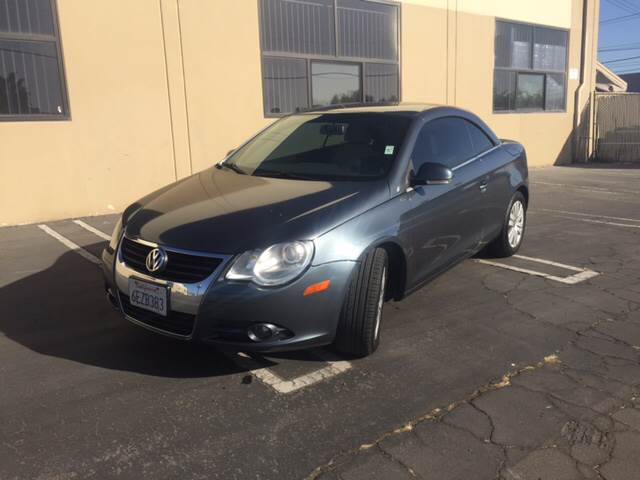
[600,40,640,48]
[605,0,637,13]
[613,68,640,73]
[600,11,640,24]
[617,0,640,11]
[603,54,640,63]
[609,0,640,13]
[600,45,640,52]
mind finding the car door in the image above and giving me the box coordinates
[464,120,505,244]
[402,117,486,288]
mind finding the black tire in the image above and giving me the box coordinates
[334,248,388,358]
[486,191,527,258]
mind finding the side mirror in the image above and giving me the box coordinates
[411,162,453,186]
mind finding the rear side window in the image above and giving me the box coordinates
[411,117,474,170]
[466,122,494,156]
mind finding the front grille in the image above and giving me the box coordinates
[120,237,223,283]
[119,294,196,336]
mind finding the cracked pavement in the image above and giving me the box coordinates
[310,166,640,480]
[1,166,640,479]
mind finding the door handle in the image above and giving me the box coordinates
[479,180,488,192]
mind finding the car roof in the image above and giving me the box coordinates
[295,102,444,116]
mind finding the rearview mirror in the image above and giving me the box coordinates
[411,162,453,186]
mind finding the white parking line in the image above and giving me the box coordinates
[559,217,640,229]
[229,350,352,394]
[73,219,112,241]
[38,224,101,265]
[477,254,600,285]
[531,181,636,196]
[532,208,640,223]
[530,208,640,229]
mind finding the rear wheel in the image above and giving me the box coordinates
[334,248,387,357]
[487,191,527,258]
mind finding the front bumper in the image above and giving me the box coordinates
[102,239,356,352]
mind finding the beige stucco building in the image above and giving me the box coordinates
[0,0,599,226]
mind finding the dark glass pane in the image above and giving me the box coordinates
[364,63,398,102]
[311,62,361,106]
[545,73,565,110]
[337,0,398,61]
[534,27,567,72]
[260,0,335,56]
[495,21,532,69]
[466,121,494,155]
[0,0,54,36]
[412,117,475,170]
[515,73,544,110]
[0,39,64,115]
[262,57,308,115]
[227,113,412,181]
[493,70,516,111]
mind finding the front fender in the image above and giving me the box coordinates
[313,196,410,265]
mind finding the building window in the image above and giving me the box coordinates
[0,0,68,120]
[259,0,400,116]
[493,20,568,113]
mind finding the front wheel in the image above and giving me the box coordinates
[487,192,527,258]
[333,248,388,358]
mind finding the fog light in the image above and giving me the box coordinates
[247,323,280,342]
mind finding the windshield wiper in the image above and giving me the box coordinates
[253,170,315,181]
[217,162,247,175]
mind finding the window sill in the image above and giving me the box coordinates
[492,109,567,115]
[0,114,71,122]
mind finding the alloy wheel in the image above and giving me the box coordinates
[507,200,525,248]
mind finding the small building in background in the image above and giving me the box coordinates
[619,73,640,93]
[596,62,627,92]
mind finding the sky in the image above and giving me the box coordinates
[598,0,640,75]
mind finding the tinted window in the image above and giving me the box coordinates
[226,113,411,181]
[516,73,544,110]
[364,63,399,103]
[262,57,309,115]
[311,62,361,106]
[493,70,516,111]
[336,0,398,61]
[493,20,568,113]
[0,0,55,36]
[0,0,68,119]
[260,0,335,56]
[545,73,565,111]
[259,0,400,116]
[412,117,474,171]
[466,122,494,156]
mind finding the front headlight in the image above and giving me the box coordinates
[108,216,124,250]
[226,241,314,286]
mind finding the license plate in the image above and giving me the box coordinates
[128,279,167,316]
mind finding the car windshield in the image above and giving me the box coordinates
[224,113,412,181]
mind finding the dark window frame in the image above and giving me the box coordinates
[493,19,569,114]
[259,0,401,118]
[0,0,70,121]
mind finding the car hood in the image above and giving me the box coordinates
[124,166,388,254]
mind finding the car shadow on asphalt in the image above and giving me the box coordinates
[0,245,255,379]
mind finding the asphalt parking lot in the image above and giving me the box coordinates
[1,165,640,480]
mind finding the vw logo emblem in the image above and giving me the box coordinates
[145,247,168,273]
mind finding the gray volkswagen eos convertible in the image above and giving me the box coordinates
[102,104,528,357]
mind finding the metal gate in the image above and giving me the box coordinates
[594,92,640,163]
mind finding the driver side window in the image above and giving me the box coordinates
[411,117,475,172]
